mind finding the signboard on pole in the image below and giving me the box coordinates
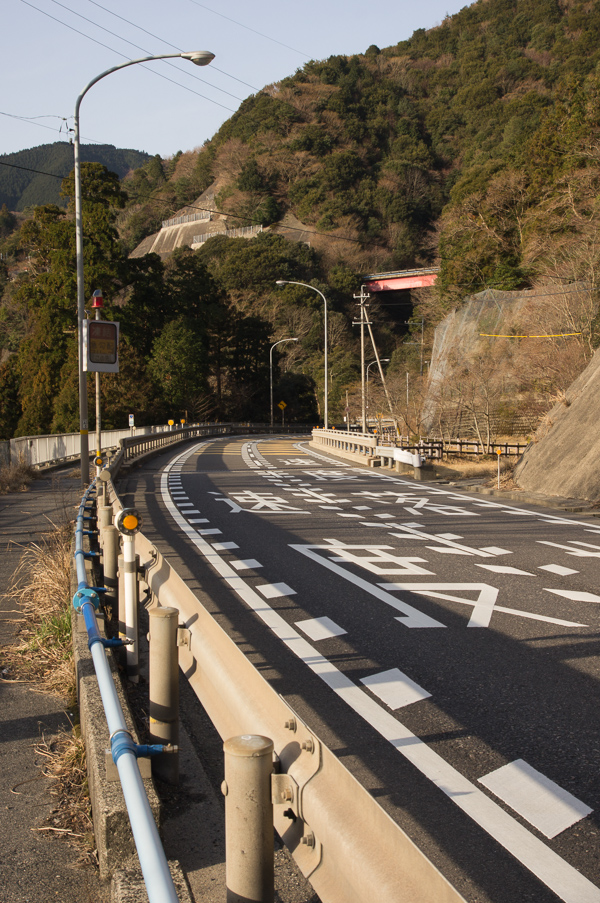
[83,320,119,373]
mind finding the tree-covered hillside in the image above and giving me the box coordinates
[3,0,600,441]
[0,143,150,211]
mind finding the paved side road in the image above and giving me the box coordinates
[0,470,108,903]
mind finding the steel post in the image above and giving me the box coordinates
[149,607,179,784]
[223,735,274,903]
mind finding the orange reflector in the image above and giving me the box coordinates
[122,514,138,531]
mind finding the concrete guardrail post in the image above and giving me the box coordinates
[222,735,274,903]
[101,524,119,620]
[148,607,179,784]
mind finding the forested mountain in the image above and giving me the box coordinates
[2,0,600,441]
[0,143,150,211]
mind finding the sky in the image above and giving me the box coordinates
[2,0,473,160]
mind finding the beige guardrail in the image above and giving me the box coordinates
[134,530,465,903]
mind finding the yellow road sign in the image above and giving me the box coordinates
[278,401,287,409]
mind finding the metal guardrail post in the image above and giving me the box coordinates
[223,735,274,903]
[149,607,179,784]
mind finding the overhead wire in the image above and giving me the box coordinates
[20,0,236,113]
[45,0,244,103]
[185,0,311,59]
[84,0,259,91]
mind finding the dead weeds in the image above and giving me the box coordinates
[33,725,98,867]
[0,460,38,493]
[2,521,76,702]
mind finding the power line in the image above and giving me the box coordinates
[46,0,244,103]
[84,0,259,91]
[20,0,236,114]
[186,0,310,59]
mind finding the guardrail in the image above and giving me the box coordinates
[311,429,528,468]
[0,422,314,471]
[72,433,467,902]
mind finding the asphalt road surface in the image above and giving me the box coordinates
[121,435,600,903]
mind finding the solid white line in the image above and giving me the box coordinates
[159,442,600,903]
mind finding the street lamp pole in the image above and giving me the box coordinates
[269,337,298,428]
[74,51,215,486]
[366,358,389,427]
[276,280,328,428]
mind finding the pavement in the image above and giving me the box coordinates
[1,460,596,903]
[0,468,108,903]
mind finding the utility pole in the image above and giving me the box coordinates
[353,287,370,433]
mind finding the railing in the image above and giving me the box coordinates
[192,223,263,245]
[0,422,313,470]
[312,429,529,463]
[161,211,211,228]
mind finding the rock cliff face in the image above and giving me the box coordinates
[422,284,592,442]
[514,349,600,502]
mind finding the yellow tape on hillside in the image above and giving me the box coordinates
[479,332,582,338]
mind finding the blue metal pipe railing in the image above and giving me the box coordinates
[73,482,180,903]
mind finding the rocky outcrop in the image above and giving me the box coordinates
[514,348,600,502]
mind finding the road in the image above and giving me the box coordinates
[121,434,600,903]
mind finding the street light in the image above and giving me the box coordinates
[74,50,215,486]
[276,280,329,429]
[366,358,389,425]
[269,338,298,428]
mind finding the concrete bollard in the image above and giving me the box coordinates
[222,735,274,903]
[97,505,113,537]
[101,524,119,620]
[149,607,179,784]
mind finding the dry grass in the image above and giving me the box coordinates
[0,460,38,493]
[1,522,98,864]
[432,454,519,487]
[33,725,98,867]
[1,522,76,702]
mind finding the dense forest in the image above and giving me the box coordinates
[2,0,600,440]
[0,143,150,212]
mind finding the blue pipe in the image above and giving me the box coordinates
[73,483,180,903]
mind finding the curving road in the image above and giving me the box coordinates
[120,434,600,903]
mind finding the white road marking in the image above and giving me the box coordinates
[161,445,600,903]
[212,542,239,550]
[539,541,600,558]
[198,528,222,535]
[182,509,201,514]
[478,760,593,838]
[480,546,512,555]
[436,533,463,539]
[545,589,600,604]
[293,544,445,629]
[383,583,586,629]
[257,583,296,599]
[360,668,432,709]
[188,518,209,524]
[295,616,347,641]
[328,544,434,577]
[231,559,263,571]
[539,564,579,576]
[475,565,535,576]
[383,582,499,628]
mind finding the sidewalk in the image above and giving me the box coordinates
[0,469,108,903]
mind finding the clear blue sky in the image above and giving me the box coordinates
[2,0,473,159]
